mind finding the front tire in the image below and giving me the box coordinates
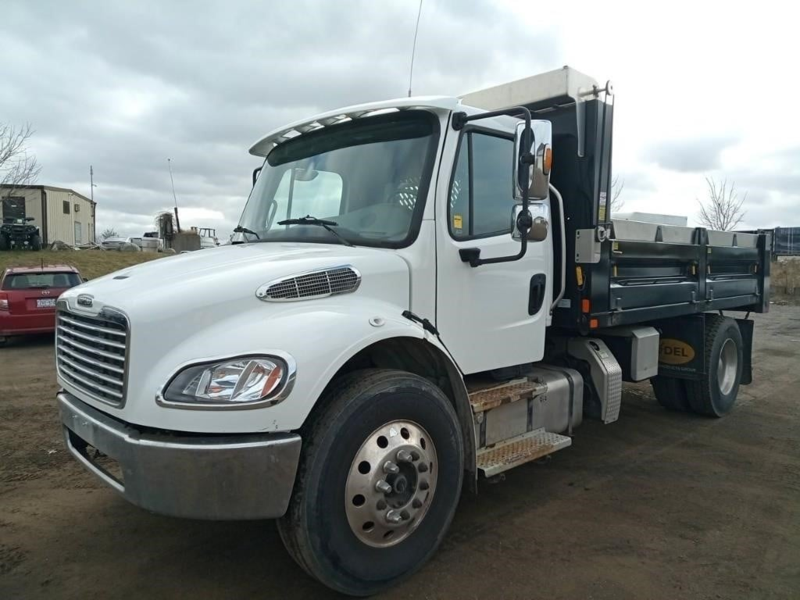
[278,369,464,596]
[0,234,8,251]
[31,234,42,251]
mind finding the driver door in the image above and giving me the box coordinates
[435,125,552,374]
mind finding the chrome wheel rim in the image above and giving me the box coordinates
[345,420,437,548]
[717,338,738,396]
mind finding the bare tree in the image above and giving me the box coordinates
[1,123,42,204]
[697,177,746,231]
[101,228,119,240]
[610,175,624,214]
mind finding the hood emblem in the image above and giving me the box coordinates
[77,294,94,308]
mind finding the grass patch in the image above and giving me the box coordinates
[771,259,800,304]
[0,250,169,280]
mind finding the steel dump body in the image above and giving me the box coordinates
[574,221,770,331]
[463,67,770,333]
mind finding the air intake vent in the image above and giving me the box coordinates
[257,266,361,302]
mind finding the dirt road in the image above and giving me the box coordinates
[2,308,799,599]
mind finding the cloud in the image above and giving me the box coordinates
[2,0,798,236]
[1,0,559,238]
[644,136,740,173]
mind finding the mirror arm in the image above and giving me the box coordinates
[252,166,263,187]
[453,106,534,268]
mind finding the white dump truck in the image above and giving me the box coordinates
[56,67,770,595]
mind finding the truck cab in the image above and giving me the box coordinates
[56,67,769,596]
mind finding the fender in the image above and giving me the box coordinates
[107,297,472,438]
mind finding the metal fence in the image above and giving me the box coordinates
[774,227,800,256]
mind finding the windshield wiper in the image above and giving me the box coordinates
[277,215,354,247]
[233,225,260,240]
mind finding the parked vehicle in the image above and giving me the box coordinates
[0,217,42,251]
[0,265,83,344]
[195,227,219,249]
[55,67,770,595]
[100,237,130,250]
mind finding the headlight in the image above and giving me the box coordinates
[161,355,295,409]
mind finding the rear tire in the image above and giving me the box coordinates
[0,234,8,251]
[278,369,463,596]
[686,315,743,417]
[651,376,691,411]
[31,235,42,251]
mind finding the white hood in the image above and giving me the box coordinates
[57,242,415,433]
[61,242,410,321]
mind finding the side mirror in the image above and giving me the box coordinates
[512,202,550,242]
[513,120,553,201]
[252,166,263,187]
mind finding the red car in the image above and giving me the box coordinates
[0,265,83,344]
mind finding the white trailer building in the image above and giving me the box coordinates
[0,185,96,246]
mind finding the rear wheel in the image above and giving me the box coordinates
[651,376,691,411]
[0,234,8,251]
[30,235,42,251]
[278,369,463,596]
[686,315,743,417]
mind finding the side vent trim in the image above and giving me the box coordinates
[257,265,361,302]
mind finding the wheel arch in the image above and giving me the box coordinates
[304,336,477,488]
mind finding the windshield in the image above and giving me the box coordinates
[238,110,439,248]
[2,272,81,290]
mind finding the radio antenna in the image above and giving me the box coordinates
[407,0,424,97]
[167,158,182,232]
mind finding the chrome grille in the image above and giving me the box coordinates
[56,308,128,406]
[258,266,361,302]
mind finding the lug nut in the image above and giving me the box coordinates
[410,450,421,461]
[419,480,430,491]
[400,510,410,521]
[383,460,399,474]
[375,480,392,494]
[396,449,412,463]
[386,510,403,524]
[412,498,423,509]
[418,462,428,473]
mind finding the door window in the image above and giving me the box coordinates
[449,132,514,239]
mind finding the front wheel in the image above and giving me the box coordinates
[0,234,8,251]
[278,369,464,596]
[30,235,42,251]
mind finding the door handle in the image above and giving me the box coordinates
[528,274,547,315]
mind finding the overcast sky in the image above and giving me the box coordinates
[2,0,797,239]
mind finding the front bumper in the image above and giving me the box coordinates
[58,392,302,520]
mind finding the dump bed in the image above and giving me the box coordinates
[462,66,770,333]
[567,219,770,332]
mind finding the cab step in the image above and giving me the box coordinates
[476,429,572,477]
[468,378,546,414]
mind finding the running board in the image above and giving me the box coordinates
[476,429,572,477]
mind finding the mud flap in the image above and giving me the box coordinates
[736,318,754,385]
[652,315,706,380]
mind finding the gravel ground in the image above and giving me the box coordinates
[1,307,799,599]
